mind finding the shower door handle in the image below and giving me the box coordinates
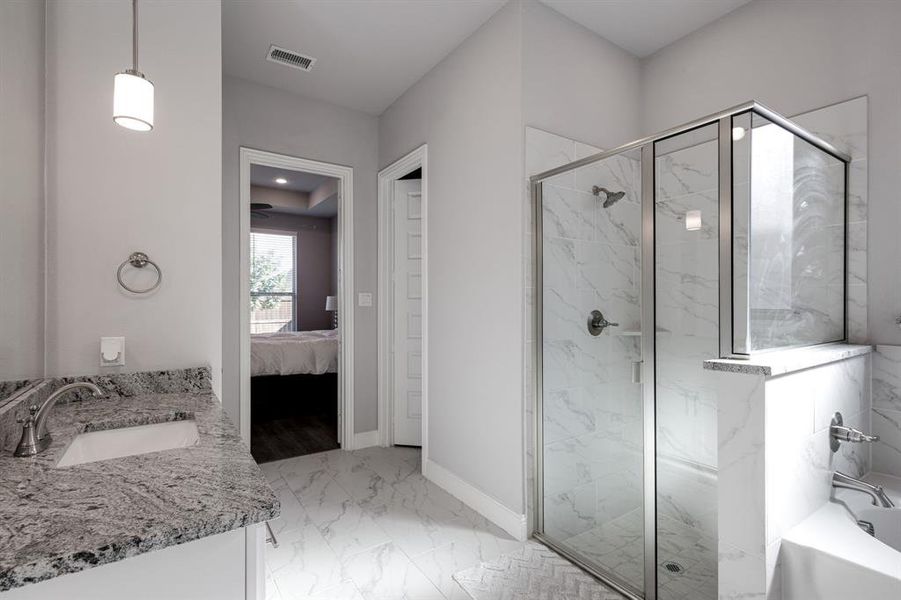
[587,310,618,336]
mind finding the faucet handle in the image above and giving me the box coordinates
[830,412,879,452]
[831,424,878,443]
[16,405,39,426]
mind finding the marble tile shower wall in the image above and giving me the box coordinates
[872,345,901,477]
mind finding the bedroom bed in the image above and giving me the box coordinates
[250,329,338,376]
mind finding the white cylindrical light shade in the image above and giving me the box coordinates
[325,295,337,311]
[113,71,154,131]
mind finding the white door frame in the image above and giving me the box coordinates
[377,144,428,458]
[239,147,355,450]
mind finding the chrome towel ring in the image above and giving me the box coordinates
[117,251,162,294]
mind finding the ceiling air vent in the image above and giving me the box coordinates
[266,45,316,72]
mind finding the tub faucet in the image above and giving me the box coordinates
[833,471,895,508]
[14,382,104,457]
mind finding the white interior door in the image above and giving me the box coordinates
[392,179,422,446]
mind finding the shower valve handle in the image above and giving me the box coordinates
[588,310,618,336]
[830,412,879,452]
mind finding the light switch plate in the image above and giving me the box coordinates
[358,292,373,307]
[100,337,125,367]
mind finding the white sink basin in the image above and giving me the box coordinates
[57,419,200,467]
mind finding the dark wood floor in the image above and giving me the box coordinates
[250,373,339,463]
[251,413,339,463]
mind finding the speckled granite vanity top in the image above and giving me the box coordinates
[0,390,279,592]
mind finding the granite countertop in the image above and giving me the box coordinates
[703,343,873,377]
[0,391,279,592]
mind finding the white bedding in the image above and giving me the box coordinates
[250,329,338,377]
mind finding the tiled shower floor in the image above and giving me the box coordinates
[559,509,717,600]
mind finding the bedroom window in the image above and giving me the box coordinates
[250,230,297,333]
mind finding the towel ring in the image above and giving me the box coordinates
[117,251,162,294]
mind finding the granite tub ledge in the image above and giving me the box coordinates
[0,391,279,593]
[703,343,873,377]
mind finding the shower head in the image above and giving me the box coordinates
[592,186,626,208]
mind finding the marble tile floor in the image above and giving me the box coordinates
[259,446,707,600]
[259,446,526,600]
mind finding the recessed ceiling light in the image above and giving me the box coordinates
[275,178,288,185]
[732,127,746,141]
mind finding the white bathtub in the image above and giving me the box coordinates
[779,473,901,600]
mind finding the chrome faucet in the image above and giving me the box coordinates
[14,382,104,457]
[833,471,895,508]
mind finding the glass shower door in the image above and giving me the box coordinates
[537,147,646,596]
[653,124,720,600]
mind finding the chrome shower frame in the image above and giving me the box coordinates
[529,100,850,600]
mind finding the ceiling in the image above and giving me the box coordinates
[251,165,334,193]
[250,165,338,218]
[283,195,337,219]
[222,0,506,115]
[223,0,751,116]
[538,0,753,58]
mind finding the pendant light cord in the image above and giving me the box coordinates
[132,0,139,72]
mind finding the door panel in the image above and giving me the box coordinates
[393,179,423,446]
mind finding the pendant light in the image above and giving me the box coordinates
[113,0,154,131]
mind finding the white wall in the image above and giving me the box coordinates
[377,0,646,518]
[379,0,525,512]
[640,0,901,345]
[0,0,45,382]
[222,75,379,433]
[44,1,222,395]
[522,0,641,151]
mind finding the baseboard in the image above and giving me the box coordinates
[423,458,527,541]
[353,429,380,450]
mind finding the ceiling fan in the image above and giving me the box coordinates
[250,202,273,219]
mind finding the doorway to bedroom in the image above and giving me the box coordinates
[239,149,355,463]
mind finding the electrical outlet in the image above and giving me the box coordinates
[358,292,373,307]
[100,337,125,367]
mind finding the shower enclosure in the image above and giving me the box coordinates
[531,102,849,600]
